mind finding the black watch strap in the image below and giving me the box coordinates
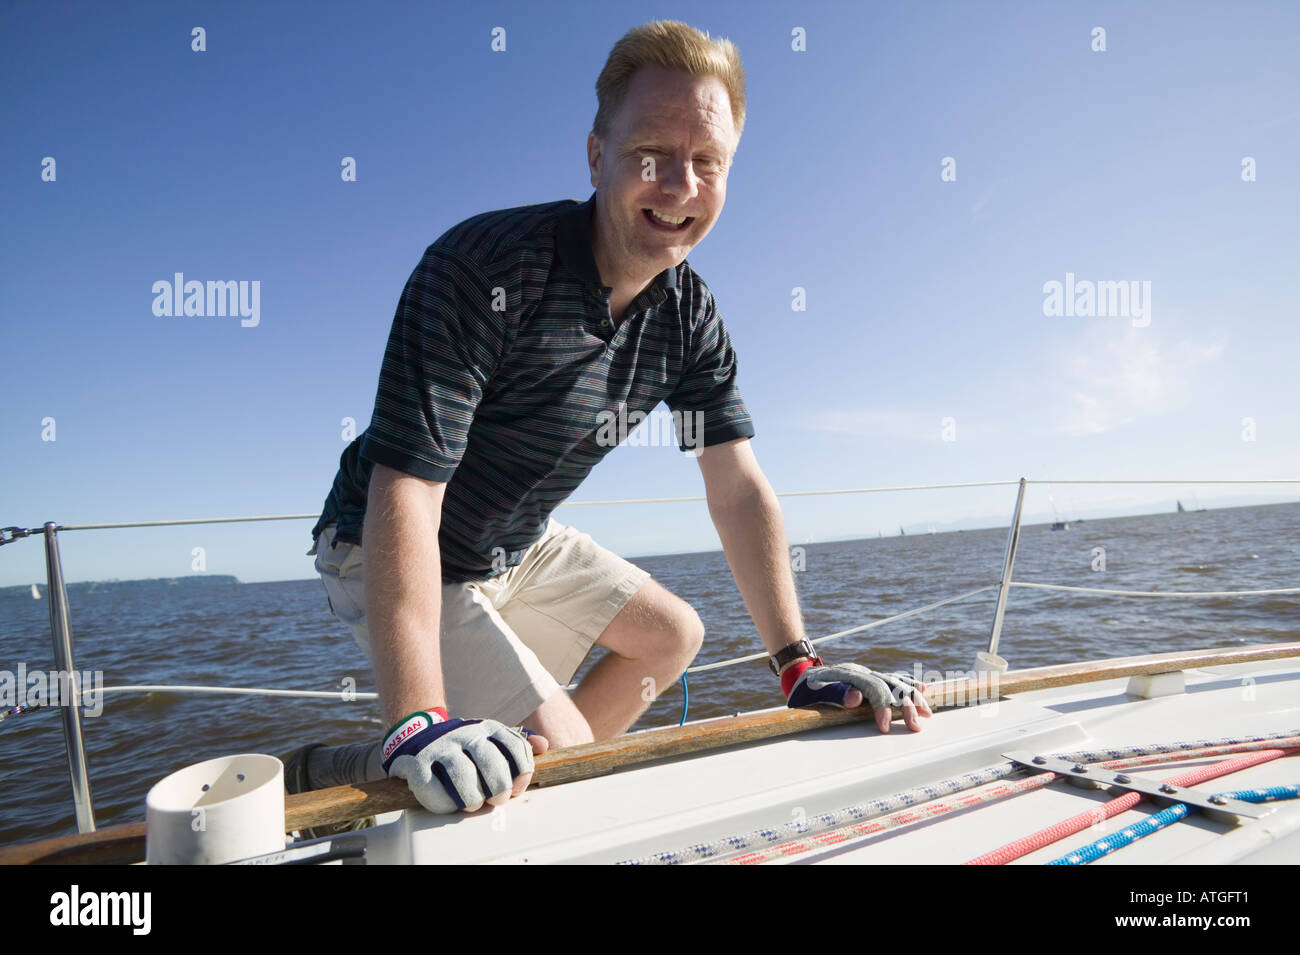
[769,639,821,676]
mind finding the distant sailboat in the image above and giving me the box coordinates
[899,525,906,536]
[1177,500,1186,513]
[31,583,41,599]
[1048,493,1070,530]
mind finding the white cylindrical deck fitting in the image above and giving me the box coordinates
[146,754,284,865]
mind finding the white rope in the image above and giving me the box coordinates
[808,585,999,648]
[50,482,1020,528]
[1010,582,1300,598]
[686,585,998,675]
[41,476,1300,530]
[35,476,1300,531]
[683,652,771,674]
[1032,479,1300,485]
[558,479,1022,507]
[90,684,378,701]
[57,514,319,531]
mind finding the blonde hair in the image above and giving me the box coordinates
[592,20,746,146]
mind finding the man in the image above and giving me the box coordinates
[296,20,930,822]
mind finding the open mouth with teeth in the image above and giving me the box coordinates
[643,209,695,231]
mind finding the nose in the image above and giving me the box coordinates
[655,153,699,203]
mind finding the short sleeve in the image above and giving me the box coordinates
[359,246,505,481]
[664,294,756,453]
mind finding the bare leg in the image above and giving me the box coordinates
[564,578,704,741]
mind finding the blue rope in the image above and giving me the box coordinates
[1048,783,1300,865]
[679,673,689,727]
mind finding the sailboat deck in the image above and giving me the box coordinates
[362,655,1300,865]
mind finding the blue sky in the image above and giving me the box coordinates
[2,0,1298,585]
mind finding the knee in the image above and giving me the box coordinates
[603,584,704,665]
[671,605,705,663]
[634,601,703,666]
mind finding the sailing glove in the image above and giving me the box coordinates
[785,661,923,711]
[381,709,534,814]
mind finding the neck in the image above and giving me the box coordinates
[590,201,657,324]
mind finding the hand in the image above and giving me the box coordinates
[786,662,932,734]
[381,710,547,813]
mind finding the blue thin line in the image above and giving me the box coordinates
[1048,783,1300,865]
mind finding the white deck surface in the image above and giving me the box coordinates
[359,656,1300,865]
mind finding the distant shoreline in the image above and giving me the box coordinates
[1,575,240,599]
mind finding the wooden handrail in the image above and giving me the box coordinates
[3,640,1297,865]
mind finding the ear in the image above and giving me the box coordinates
[587,132,602,188]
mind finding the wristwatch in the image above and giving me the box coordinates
[768,638,822,676]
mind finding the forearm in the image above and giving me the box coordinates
[709,478,805,656]
[364,473,447,728]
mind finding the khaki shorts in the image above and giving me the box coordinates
[311,518,651,726]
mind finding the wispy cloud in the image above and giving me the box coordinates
[970,178,1007,225]
[1261,108,1300,129]
[1057,328,1226,436]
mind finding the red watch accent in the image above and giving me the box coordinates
[780,657,822,697]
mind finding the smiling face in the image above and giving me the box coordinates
[587,66,738,292]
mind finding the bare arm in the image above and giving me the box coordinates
[363,463,448,728]
[697,438,805,656]
[698,438,930,732]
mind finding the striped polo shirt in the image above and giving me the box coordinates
[311,191,755,583]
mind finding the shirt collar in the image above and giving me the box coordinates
[556,191,680,305]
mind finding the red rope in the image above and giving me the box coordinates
[716,737,1300,865]
[965,746,1298,865]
